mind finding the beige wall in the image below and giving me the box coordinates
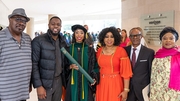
[26,17,35,39]
[121,0,180,51]
[0,0,9,27]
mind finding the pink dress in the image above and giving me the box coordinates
[119,38,131,47]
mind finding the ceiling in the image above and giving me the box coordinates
[1,0,121,21]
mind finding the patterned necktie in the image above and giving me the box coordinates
[132,48,137,68]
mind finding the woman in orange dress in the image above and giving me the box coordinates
[96,27,133,101]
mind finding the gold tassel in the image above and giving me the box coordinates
[82,90,84,99]
[71,69,74,85]
[82,74,84,99]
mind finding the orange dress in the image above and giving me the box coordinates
[96,47,132,101]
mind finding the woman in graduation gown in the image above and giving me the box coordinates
[65,24,99,101]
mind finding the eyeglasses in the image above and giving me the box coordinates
[129,34,141,38]
[12,17,27,24]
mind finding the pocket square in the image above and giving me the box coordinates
[140,60,147,62]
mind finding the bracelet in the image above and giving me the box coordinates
[124,88,130,92]
[69,65,72,69]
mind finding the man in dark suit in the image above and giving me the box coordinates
[124,27,154,101]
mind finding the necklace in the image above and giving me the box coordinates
[102,46,116,55]
[98,47,115,73]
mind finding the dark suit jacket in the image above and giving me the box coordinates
[124,45,154,98]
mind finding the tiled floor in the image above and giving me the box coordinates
[27,89,38,101]
[27,89,63,101]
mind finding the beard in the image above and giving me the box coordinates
[49,29,60,36]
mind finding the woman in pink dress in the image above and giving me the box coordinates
[119,29,131,47]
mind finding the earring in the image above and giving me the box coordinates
[159,41,161,44]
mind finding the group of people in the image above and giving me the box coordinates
[62,31,72,46]
[0,8,180,101]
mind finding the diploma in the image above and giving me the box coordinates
[61,47,94,83]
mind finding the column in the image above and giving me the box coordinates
[48,14,56,21]
[26,17,35,39]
